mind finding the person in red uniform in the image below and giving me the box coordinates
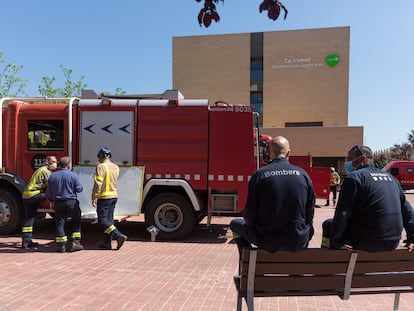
[92,148,127,250]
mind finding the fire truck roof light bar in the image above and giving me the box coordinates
[78,98,209,107]
[138,99,209,107]
[179,99,208,106]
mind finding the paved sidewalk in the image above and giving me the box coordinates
[1,198,414,310]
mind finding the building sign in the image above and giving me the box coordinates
[325,54,340,67]
[272,54,340,69]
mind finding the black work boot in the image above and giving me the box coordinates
[70,240,84,252]
[22,240,39,249]
[116,234,127,250]
[57,244,66,253]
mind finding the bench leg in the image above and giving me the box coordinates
[246,295,254,311]
[236,293,242,311]
[393,293,400,311]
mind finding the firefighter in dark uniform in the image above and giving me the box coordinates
[230,136,315,257]
[322,145,414,251]
[92,148,127,250]
[46,157,84,253]
[21,155,57,249]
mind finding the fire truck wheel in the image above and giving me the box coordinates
[0,189,23,235]
[145,192,196,240]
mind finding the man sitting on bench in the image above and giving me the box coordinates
[322,144,414,252]
[230,136,316,257]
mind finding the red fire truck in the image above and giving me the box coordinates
[0,90,329,239]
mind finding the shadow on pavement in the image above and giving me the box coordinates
[0,216,231,254]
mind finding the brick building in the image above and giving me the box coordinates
[172,26,363,170]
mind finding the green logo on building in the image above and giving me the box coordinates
[325,54,340,68]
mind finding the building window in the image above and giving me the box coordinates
[251,93,263,114]
[285,122,323,127]
[251,60,263,83]
[251,32,264,127]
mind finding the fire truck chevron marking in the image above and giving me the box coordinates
[84,124,95,134]
[119,124,131,134]
[101,124,113,134]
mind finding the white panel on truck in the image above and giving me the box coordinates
[80,111,134,165]
[73,165,145,220]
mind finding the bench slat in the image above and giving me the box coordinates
[351,273,414,288]
[241,262,350,275]
[242,275,347,291]
[241,249,353,263]
[242,260,414,275]
[354,249,414,261]
[354,261,414,273]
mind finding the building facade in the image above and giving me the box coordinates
[172,27,363,170]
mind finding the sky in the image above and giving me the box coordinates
[1,0,413,152]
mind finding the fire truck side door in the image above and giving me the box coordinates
[73,165,144,219]
[79,111,134,166]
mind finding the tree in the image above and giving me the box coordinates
[390,142,414,161]
[38,65,87,97]
[408,130,414,147]
[101,87,127,96]
[0,52,27,97]
[374,149,392,168]
[196,0,288,28]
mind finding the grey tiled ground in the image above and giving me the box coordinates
[1,196,414,310]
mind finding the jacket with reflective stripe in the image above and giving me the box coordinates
[92,161,119,200]
[22,166,51,199]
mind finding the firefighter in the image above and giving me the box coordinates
[92,147,127,250]
[21,155,58,249]
[230,136,315,257]
[325,167,340,206]
[45,157,84,253]
[322,145,414,251]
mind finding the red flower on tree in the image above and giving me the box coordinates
[195,0,288,28]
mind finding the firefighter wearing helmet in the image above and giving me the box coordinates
[92,147,127,250]
[325,167,341,206]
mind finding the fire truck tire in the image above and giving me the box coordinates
[0,189,23,235]
[145,192,196,240]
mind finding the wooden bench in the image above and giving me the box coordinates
[234,247,414,311]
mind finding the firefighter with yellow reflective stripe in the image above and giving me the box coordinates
[21,155,57,249]
[46,157,84,253]
[92,148,127,250]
